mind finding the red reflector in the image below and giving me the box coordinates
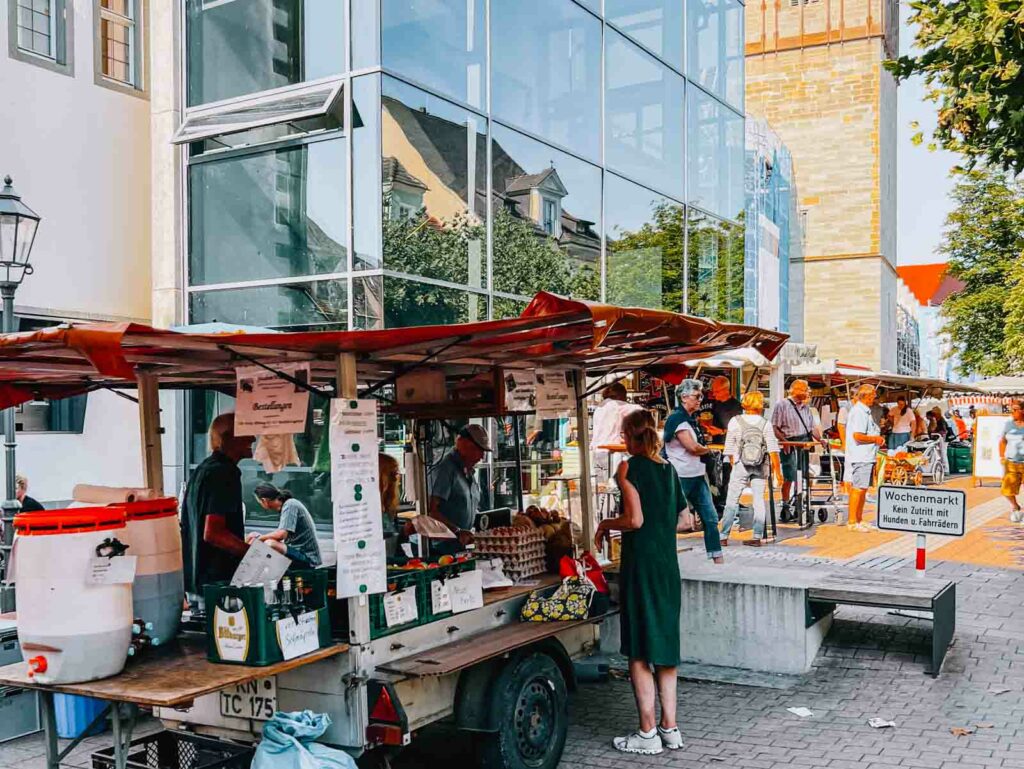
[366,724,409,747]
[370,687,400,723]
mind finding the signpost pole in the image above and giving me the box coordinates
[915,533,926,575]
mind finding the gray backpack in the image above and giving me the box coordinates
[738,418,769,468]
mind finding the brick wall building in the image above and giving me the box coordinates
[745,0,899,370]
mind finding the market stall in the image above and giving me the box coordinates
[0,292,786,769]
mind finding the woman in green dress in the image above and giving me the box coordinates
[595,409,683,755]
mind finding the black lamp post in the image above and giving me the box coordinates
[0,176,40,612]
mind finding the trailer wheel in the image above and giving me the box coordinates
[476,652,568,769]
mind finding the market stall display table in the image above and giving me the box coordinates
[0,636,349,769]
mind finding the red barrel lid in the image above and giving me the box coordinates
[14,507,127,536]
[118,497,178,521]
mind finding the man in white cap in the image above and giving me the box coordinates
[428,424,492,547]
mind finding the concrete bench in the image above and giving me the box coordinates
[808,573,956,677]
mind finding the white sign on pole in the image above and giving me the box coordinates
[535,369,574,418]
[235,362,311,436]
[876,485,966,537]
[330,399,387,597]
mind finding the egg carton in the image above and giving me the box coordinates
[474,541,545,563]
[503,556,548,582]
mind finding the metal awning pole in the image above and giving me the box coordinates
[573,370,596,554]
[136,371,164,495]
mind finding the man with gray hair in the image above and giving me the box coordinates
[664,379,724,563]
[845,384,885,531]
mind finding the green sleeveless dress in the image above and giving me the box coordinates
[619,455,683,666]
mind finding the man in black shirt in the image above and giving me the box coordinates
[181,413,253,599]
[15,474,44,512]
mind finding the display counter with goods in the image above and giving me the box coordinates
[0,291,785,769]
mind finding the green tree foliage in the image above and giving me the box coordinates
[886,1,1024,173]
[606,202,685,311]
[938,168,1024,376]
[687,213,746,324]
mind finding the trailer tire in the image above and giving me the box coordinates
[475,652,568,769]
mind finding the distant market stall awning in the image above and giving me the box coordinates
[975,375,1024,396]
[0,292,787,409]
[786,360,982,395]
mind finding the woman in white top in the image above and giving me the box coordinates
[720,392,783,547]
[887,395,919,450]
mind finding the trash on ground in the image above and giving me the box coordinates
[989,687,1011,695]
[950,727,975,737]
[975,723,994,729]
[786,707,813,718]
[868,718,895,729]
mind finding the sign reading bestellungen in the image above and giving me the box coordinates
[876,485,967,537]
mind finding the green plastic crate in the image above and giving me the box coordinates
[204,569,331,666]
[948,445,973,475]
[424,559,477,622]
[369,569,430,639]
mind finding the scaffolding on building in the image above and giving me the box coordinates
[745,118,801,334]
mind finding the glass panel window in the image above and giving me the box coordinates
[687,87,744,221]
[381,77,487,288]
[354,275,485,329]
[189,279,348,330]
[687,0,744,109]
[353,74,383,270]
[382,0,485,110]
[491,0,601,161]
[17,0,54,57]
[605,173,684,312]
[686,209,744,322]
[189,138,347,286]
[186,0,345,107]
[605,30,685,200]
[491,123,601,301]
[605,0,683,68]
[99,0,135,85]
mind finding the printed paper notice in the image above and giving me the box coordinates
[535,369,574,418]
[87,555,138,585]
[383,587,419,628]
[448,570,484,614]
[276,611,320,661]
[504,370,536,412]
[331,399,387,597]
[235,363,311,436]
[431,579,452,615]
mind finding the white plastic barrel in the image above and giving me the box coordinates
[14,508,133,684]
[120,498,184,643]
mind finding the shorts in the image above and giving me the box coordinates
[780,433,812,482]
[1003,461,1024,497]
[847,462,875,490]
[285,545,314,567]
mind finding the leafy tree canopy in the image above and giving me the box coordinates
[886,1,1024,173]
[938,168,1024,376]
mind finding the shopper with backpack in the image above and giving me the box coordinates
[720,391,783,547]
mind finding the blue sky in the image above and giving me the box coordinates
[896,1,963,266]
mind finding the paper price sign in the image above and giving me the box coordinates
[431,579,452,615]
[448,570,484,614]
[276,611,320,661]
[87,555,137,585]
[383,587,419,628]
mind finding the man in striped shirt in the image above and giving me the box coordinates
[771,379,822,521]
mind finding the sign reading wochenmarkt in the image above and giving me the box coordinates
[876,486,966,537]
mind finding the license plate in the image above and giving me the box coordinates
[219,677,277,721]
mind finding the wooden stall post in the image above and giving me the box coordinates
[573,370,596,553]
[136,371,164,496]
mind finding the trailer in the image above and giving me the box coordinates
[0,292,786,768]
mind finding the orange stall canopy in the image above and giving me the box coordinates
[0,292,787,408]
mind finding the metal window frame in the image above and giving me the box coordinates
[98,0,136,85]
[8,0,73,77]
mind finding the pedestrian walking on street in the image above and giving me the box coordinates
[664,379,724,563]
[999,399,1024,523]
[771,379,822,522]
[845,384,885,531]
[719,392,782,547]
[595,409,683,755]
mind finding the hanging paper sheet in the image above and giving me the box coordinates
[234,362,311,436]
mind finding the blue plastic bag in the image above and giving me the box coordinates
[253,711,358,769]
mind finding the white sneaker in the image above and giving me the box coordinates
[613,730,663,755]
[658,726,683,750]
[1011,509,1023,524]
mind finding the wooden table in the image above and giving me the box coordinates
[0,636,349,769]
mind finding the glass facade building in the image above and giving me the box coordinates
[180,0,746,524]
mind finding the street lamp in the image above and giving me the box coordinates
[0,175,40,612]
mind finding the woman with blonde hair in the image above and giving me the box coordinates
[719,391,782,547]
[595,409,684,755]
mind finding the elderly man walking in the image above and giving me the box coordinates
[771,379,822,522]
[845,384,886,531]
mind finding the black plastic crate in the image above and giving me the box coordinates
[91,731,253,769]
